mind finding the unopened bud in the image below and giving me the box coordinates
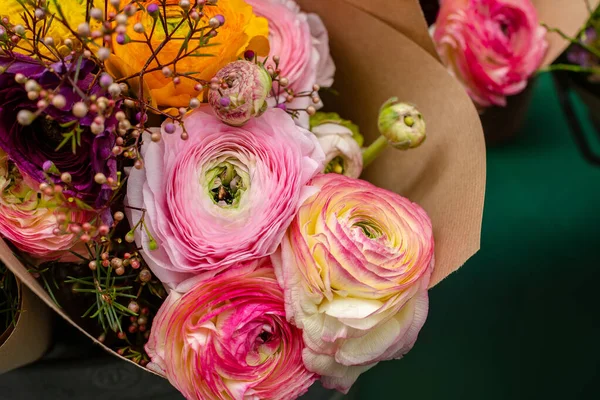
[108,83,122,97]
[94,173,107,184]
[90,7,103,20]
[17,109,34,126]
[77,22,90,37]
[377,98,426,150]
[52,94,67,109]
[60,172,72,183]
[72,102,88,118]
[97,47,110,61]
[25,80,39,92]
[116,13,128,25]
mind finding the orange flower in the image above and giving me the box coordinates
[112,0,269,109]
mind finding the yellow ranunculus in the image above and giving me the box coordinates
[113,0,269,109]
[5,0,98,58]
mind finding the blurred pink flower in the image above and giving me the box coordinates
[273,174,434,393]
[433,0,547,107]
[0,150,86,259]
[126,107,324,288]
[146,259,317,400]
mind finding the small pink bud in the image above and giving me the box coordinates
[99,225,110,235]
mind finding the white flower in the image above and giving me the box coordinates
[312,123,363,178]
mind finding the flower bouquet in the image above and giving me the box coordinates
[0,0,486,398]
[424,0,596,144]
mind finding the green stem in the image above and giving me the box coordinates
[542,23,600,60]
[539,63,600,75]
[362,136,389,168]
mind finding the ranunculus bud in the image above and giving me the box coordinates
[208,60,272,126]
[377,97,426,150]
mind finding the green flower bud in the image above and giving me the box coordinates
[377,98,426,150]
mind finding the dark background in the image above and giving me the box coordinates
[1,73,599,399]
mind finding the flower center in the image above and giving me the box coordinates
[353,220,383,239]
[246,324,281,366]
[207,161,246,207]
[31,117,73,148]
[324,156,345,175]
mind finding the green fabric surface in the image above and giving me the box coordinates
[356,74,600,399]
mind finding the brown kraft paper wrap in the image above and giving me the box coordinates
[0,0,486,376]
[0,280,52,374]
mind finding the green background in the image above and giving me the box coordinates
[357,73,600,399]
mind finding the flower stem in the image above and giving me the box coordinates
[541,23,600,60]
[539,63,600,75]
[362,136,389,167]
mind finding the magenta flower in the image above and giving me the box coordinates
[433,0,548,107]
[273,174,434,393]
[126,107,324,288]
[145,260,317,400]
[0,54,117,207]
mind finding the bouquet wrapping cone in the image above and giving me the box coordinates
[0,0,486,384]
[0,280,52,374]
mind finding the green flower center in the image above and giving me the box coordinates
[353,220,383,239]
[324,156,345,175]
[206,161,247,208]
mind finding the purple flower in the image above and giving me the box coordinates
[567,27,600,68]
[0,54,117,208]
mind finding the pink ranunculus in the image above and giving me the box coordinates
[245,0,335,127]
[126,107,324,288]
[272,174,434,393]
[433,0,548,107]
[146,260,317,400]
[0,149,85,259]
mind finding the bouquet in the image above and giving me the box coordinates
[0,0,486,398]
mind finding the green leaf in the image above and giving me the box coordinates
[55,132,73,152]
[188,53,216,57]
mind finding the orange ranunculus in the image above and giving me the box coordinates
[113,0,269,109]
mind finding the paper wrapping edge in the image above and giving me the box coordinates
[0,278,52,374]
[0,239,162,375]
